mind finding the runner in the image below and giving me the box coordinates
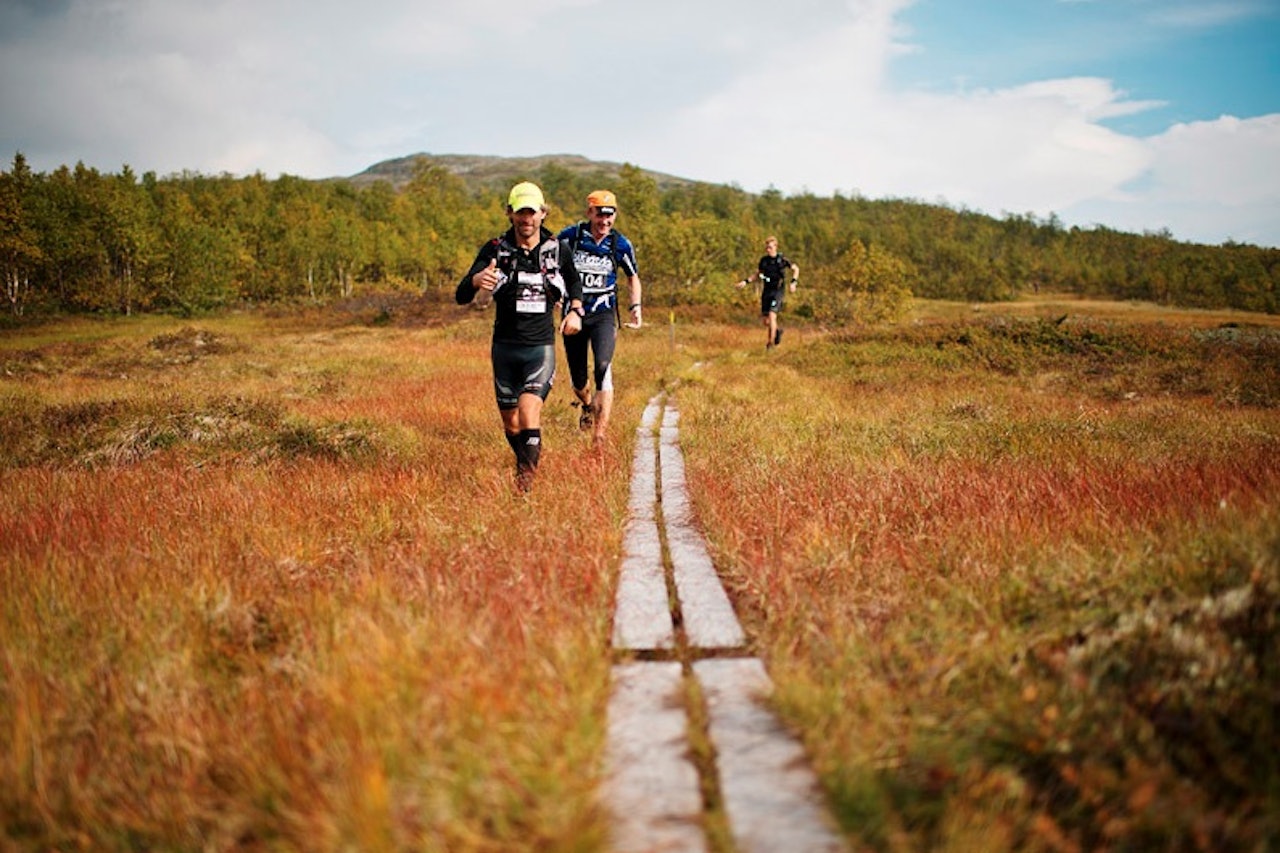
[735,236,799,350]
[559,189,642,447]
[456,181,584,491]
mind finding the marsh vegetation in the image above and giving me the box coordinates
[2,295,1277,850]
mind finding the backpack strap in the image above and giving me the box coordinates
[539,234,568,303]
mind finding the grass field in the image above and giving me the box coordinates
[2,295,1277,851]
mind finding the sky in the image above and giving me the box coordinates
[2,0,1278,247]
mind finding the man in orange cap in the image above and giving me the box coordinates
[456,181,584,491]
[558,189,643,447]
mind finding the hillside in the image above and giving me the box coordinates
[5,151,1276,320]
[343,152,697,194]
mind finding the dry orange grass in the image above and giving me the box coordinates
[678,305,1280,851]
[0,308,682,851]
[4,300,1277,851]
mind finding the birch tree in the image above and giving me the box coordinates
[0,154,43,316]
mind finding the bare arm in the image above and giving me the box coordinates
[626,273,643,328]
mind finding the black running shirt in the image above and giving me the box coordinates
[457,227,583,346]
[757,253,794,293]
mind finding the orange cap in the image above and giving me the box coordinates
[587,189,617,211]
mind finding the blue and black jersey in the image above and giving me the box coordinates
[558,223,639,317]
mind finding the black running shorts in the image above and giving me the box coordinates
[491,343,556,410]
[761,287,784,316]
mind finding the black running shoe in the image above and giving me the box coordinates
[515,463,535,493]
[774,328,783,346]
[577,399,595,431]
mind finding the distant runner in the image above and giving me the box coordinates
[456,181,584,491]
[559,189,642,448]
[735,236,799,350]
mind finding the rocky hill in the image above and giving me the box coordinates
[342,152,697,195]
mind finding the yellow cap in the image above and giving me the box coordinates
[507,181,545,212]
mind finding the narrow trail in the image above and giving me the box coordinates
[602,394,847,853]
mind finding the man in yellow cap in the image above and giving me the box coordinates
[456,181,584,491]
[558,189,643,447]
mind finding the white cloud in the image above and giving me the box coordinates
[1148,114,1280,206]
[623,1,1279,245]
[630,36,1156,215]
[1146,1,1268,29]
[1,0,603,176]
[623,1,912,186]
[2,0,1277,246]
[877,81,1155,212]
[1062,113,1280,245]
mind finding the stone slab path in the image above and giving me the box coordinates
[602,395,847,852]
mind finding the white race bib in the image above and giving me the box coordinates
[515,271,545,313]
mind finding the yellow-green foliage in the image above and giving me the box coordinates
[4,155,1278,321]
[802,239,916,326]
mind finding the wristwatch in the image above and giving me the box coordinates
[570,305,585,317]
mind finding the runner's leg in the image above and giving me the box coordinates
[590,320,617,444]
[498,344,554,490]
[563,320,592,411]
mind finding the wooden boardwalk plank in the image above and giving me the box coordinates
[607,395,847,852]
[603,662,707,853]
[612,515,675,650]
[659,409,746,650]
[693,659,848,853]
[612,406,674,651]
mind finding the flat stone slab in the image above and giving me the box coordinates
[603,662,707,853]
[666,523,745,649]
[693,659,848,853]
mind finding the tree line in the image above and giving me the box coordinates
[2,152,1277,323]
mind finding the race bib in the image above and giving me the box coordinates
[575,251,614,294]
[516,272,546,313]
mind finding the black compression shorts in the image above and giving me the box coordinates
[491,343,556,410]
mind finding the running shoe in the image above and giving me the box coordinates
[515,462,535,493]
[577,399,595,431]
